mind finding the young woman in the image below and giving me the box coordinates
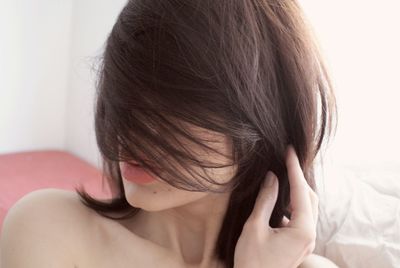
[1,0,339,267]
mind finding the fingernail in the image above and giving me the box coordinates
[265,171,276,187]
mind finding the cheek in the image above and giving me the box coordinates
[209,166,236,181]
[201,165,237,192]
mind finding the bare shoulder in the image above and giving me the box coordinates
[0,188,96,267]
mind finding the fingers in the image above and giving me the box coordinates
[249,171,279,225]
[285,176,319,231]
[309,190,319,230]
[285,145,314,232]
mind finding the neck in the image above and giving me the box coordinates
[124,191,232,268]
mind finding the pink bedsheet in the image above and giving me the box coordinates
[0,150,112,231]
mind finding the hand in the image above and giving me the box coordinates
[233,145,319,268]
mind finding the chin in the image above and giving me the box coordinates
[123,180,210,211]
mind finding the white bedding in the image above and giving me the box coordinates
[313,160,400,267]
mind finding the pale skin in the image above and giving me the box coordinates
[115,126,338,267]
[0,125,339,267]
[234,145,324,267]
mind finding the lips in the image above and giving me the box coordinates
[120,161,157,184]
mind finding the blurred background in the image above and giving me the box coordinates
[0,1,399,267]
[0,0,399,168]
[0,0,127,167]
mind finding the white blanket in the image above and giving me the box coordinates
[313,160,400,267]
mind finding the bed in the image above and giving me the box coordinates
[1,150,399,267]
[0,150,112,232]
[313,160,400,267]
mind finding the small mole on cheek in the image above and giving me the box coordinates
[153,191,157,194]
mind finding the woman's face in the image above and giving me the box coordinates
[119,124,237,212]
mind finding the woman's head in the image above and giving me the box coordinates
[76,0,337,267]
[119,122,237,212]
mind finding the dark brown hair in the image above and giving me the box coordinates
[75,0,337,267]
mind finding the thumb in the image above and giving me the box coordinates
[249,171,279,224]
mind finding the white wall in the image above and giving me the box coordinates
[0,0,126,168]
[1,0,399,168]
[300,0,400,166]
[0,0,73,153]
[65,0,127,168]
[66,0,400,167]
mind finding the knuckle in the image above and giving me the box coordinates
[305,240,316,255]
[243,218,259,230]
[293,229,317,255]
[308,237,317,252]
[265,194,277,205]
[297,229,317,244]
[309,230,317,241]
